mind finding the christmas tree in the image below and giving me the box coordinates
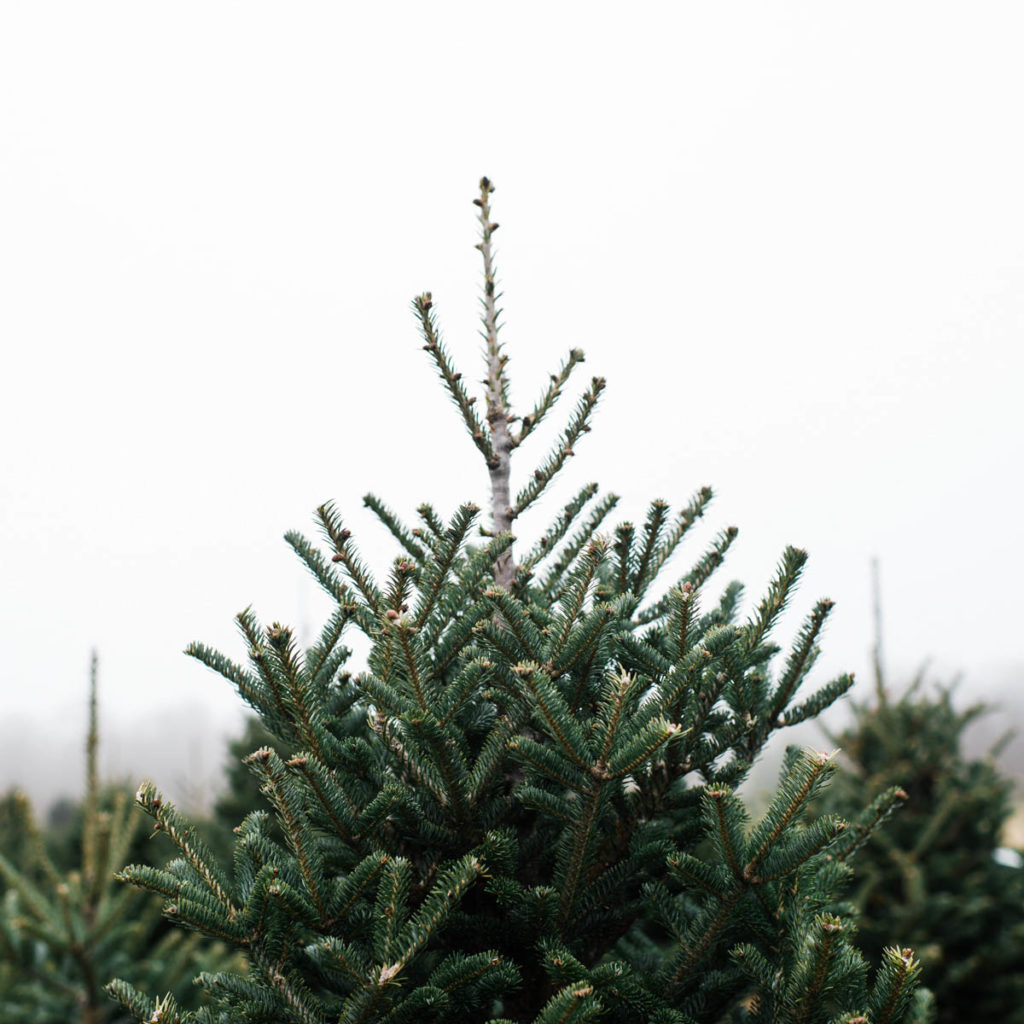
[0,654,233,1024]
[816,599,1024,1022]
[109,179,929,1024]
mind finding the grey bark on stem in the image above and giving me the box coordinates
[477,177,517,590]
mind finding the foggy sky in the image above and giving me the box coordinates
[2,3,1022,812]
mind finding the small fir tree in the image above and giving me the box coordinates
[0,654,234,1024]
[817,670,1024,1023]
[109,179,929,1024]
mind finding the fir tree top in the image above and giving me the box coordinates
[109,178,928,1024]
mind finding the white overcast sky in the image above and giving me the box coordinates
[2,3,1022,811]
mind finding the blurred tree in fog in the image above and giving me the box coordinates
[816,577,1024,1023]
[0,654,235,1024]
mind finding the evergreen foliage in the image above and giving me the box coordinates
[207,718,289,862]
[817,673,1024,1023]
[0,793,40,887]
[213,719,283,837]
[0,654,234,1024]
[110,179,928,1024]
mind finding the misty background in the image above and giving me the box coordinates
[1,4,1022,816]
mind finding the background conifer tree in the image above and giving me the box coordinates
[205,717,289,863]
[0,793,39,886]
[815,581,1024,1023]
[0,654,234,1024]
[110,179,929,1024]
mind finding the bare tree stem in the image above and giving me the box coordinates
[476,177,517,589]
[871,557,887,704]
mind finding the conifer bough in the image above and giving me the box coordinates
[110,179,930,1024]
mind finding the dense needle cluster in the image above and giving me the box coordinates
[108,179,929,1024]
